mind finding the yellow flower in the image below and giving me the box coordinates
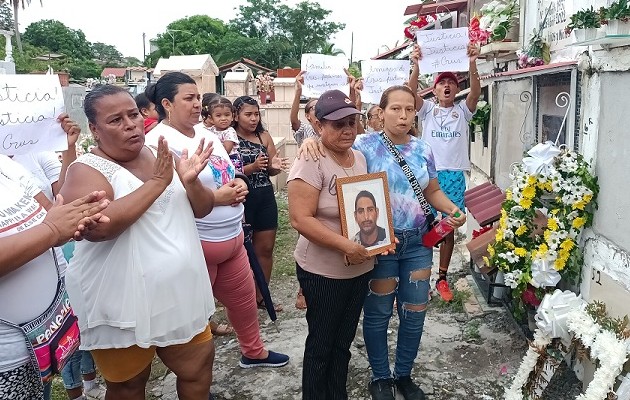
[583,194,593,203]
[482,256,490,266]
[527,176,537,186]
[522,185,536,199]
[554,258,567,271]
[551,209,559,215]
[514,247,527,257]
[547,218,558,231]
[520,198,533,209]
[487,245,495,257]
[572,217,586,229]
[515,225,528,236]
[495,229,504,242]
[505,241,515,250]
[538,243,549,257]
[560,239,575,252]
[506,190,513,201]
[544,230,551,242]
[573,200,587,210]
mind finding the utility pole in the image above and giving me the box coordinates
[350,31,354,64]
[142,32,146,63]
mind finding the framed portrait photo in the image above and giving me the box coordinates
[336,171,396,256]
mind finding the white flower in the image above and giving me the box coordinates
[477,100,487,108]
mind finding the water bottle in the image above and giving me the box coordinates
[422,212,461,248]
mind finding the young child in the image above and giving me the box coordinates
[134,90,159,134]
[205,96,242,172]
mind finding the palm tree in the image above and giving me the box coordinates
[320,43,345,56]
[4,0,42,54]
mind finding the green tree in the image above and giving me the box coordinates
[284,2,345,58]
[152,15,229,58]
[23,19,92,60]
[3,0,42,54]
[321,43,345,56]
[0,1,12,31]
[229,0,345,68]
[63,59,102,80]
[123,56,143,66]
[91,42,123,65]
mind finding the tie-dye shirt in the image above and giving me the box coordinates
[353,133,437,229]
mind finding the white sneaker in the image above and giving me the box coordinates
[84,384,106,400]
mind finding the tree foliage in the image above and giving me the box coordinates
[0,1,12,31]
[91,42,123,65]
[148,0,345,69]
[4,0,42,53]
[23,19,92,60]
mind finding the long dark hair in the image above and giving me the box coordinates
[84,84,131,124]
[379,85,416,110]
[145,72,196,121]
[232,96,265,134]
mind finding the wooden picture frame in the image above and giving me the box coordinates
[336,172,396,256]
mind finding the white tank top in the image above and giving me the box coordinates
[66,152,215,349]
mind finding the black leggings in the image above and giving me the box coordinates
[297,263,370,400]
[243,185,278,231]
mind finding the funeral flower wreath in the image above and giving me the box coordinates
[485,143,599,312]
[505,291,630,400]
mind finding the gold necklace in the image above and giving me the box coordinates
[329,149,355,177]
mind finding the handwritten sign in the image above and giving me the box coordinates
[416,27,469,74]
[300,54,349,98]
[360,60,410,104]
[0,74,66,156]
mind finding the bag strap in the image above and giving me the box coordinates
[379,132,434,218]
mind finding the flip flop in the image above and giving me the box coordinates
[209,320,234,336]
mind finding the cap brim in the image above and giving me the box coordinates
[322,107,361,121]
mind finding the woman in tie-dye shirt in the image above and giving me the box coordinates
[300,85,466,399]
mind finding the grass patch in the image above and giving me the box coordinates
[463,319,482,341]
[50,377,67,400]
[433,288,471,313]
[273,194,299,278]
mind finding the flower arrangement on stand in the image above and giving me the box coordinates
[599,0,630,35]
[506,291,630,400]
[469,99,491,135]
[565,6,602,41]
[470,0,519,43]
[404,14,437,40]
[255,73,274,92]
[485,142,599,321]
[517,6,551,69]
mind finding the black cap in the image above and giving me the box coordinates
[315,90,361,121]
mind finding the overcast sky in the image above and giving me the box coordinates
[18,0,413,63]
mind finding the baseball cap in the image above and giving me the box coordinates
[315,90,361,121]
[434,72,459,88]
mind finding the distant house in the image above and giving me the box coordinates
[153,54,219,94]
[100,67,127,82]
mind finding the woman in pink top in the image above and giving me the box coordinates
[287,90,374,400]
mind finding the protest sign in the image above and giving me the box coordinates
[416,27,470,74]
[300,54,349,98]
[0,74,66,156]
[360,60,410,104]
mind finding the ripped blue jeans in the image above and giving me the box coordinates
[363,226,432,380]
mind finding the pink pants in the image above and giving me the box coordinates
[201,232,265,358]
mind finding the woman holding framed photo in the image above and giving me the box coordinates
[287,89,374,400]
[299,85,466,400]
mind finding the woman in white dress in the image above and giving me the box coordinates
[59,84,217,400]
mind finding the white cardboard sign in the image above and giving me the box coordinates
[0,74,66,156]
[360,60,410,104]
[300,54,349,98]
[416,27,470,74]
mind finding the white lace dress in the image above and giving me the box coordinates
[65,153,215,349]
